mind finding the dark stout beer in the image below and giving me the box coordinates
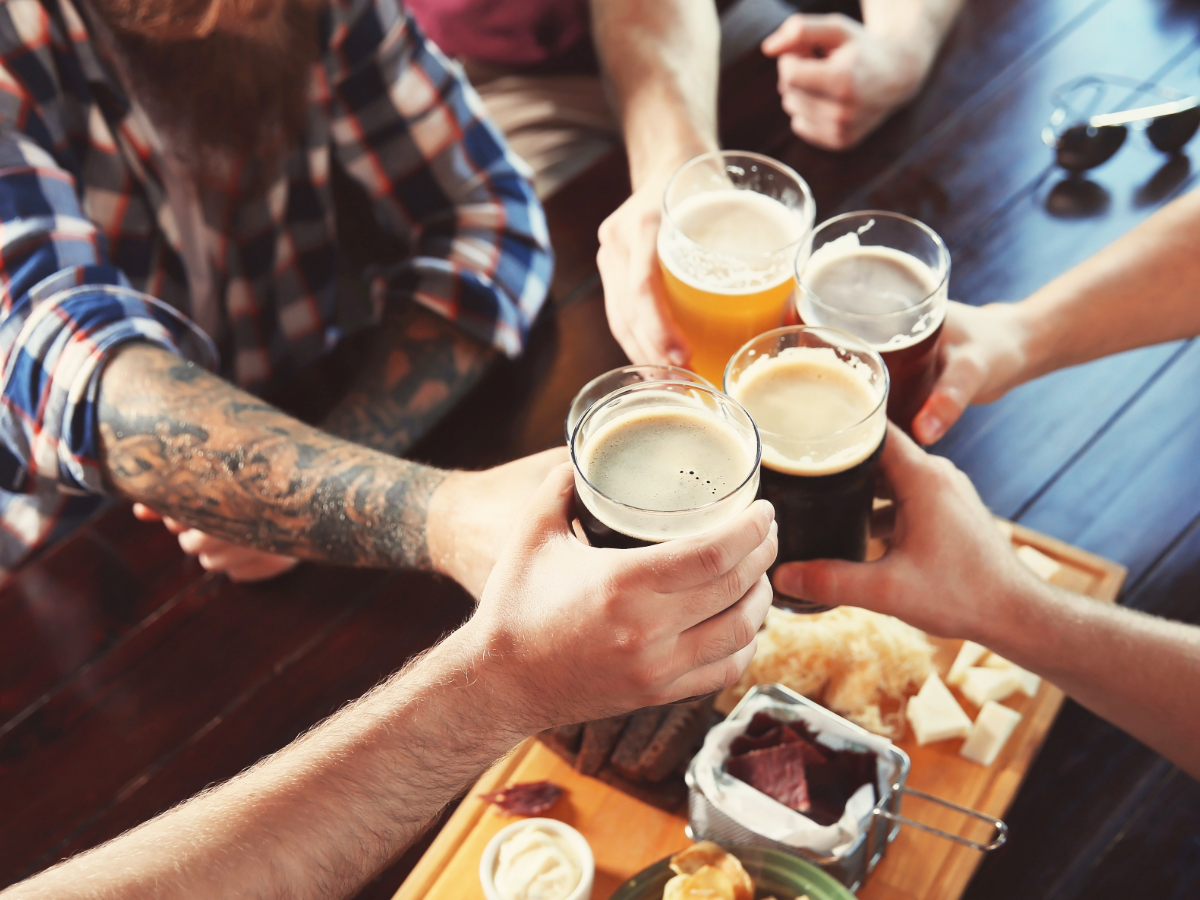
[571,385,760,548]
[726,329,888,611]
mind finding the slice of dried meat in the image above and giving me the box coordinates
[725,742,811,813]
[637,695,714,783]
[547,722,584,754]
[478,780,563,816]
[576,715,630,775]
[610,707,666,781]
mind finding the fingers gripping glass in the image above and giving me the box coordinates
[1044,75,1200,173]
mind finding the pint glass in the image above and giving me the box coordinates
[571,381,761,548]
[725,326,888,612]
[658,151,815,385]
[796,211,949,435]
[565,365,713,444]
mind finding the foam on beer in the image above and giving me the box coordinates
[730,347,885,476]
[801,232,944,350]
[661,189,806,293]
[577,404,756,542]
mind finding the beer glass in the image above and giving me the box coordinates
[725,326,888,612]
[795,211,949,436]
[658,151,816,385]
[565,365,713,444]
[571,381,761,548]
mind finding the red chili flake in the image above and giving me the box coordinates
[479,780,564,816]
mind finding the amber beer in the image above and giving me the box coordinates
[658,152,815,385]
[570,382,760,549]
[725,327,888,612]
[796,212,949,435]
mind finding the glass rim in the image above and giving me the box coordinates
[661,149,816,261]
[570,380,763,519]
[566,365,716,442]
[796,210,950,323]
[723,325,891,444]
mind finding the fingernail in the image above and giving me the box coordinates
[668,349,687,367]
[919,414,943,444]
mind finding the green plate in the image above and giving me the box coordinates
[608,845,856,900]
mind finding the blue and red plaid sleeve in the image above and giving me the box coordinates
[323,0,553,358]
[0,126,216,500]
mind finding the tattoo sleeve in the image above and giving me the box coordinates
[97,343,449,569]
[319,304,497,456]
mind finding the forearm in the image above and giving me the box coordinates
[1012,188,1200,385]
[319,305,496,457]
[99,343,448,569]
[5,626,528,900]
[591,0,720,188]
[981,584,1200,779]
[862,0,962,48]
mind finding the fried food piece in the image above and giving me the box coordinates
[663,865,734,900]
[669,843,753,900]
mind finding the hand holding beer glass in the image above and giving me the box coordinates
[725,326,888,612]
[658,151,815,385]
[796,211,949,435]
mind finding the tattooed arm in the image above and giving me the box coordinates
[102,342,562,592]
[318,304,496,457]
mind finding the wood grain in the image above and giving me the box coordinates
[394,526,1126,900]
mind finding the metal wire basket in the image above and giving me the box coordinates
[685,684,1007,893]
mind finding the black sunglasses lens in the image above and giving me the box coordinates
[1147,107,1200,153]
[1055,124,1128,172]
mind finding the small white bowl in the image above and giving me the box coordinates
[479,817,595,900]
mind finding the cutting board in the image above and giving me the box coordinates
[395,521,1125,900]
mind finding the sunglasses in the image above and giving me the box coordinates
[1042,74,1200,173]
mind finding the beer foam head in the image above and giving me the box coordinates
[800,229,948,350]
[659,190,809,294]
[729,346,886,476]
[572,388,760,543]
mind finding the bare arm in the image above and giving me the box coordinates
[985,582,1200,779]
[5,466,778,900]
[591,0,719,191]
[915,188,1200,443]
[593,0,720,366]
[774,425,1200,780]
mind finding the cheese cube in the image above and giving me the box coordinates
[961,667,1022,707]
[947,641,989,686]
[1015,544,1062,581]
[981,653,1041,697]
[961,701,1022,766]
[906,673,972,745]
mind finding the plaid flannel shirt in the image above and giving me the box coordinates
[0,0,553,573]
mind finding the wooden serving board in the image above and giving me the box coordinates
[395,522,1125,900]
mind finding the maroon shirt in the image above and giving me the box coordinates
[405,0,590,65]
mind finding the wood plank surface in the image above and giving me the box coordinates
[394,526,1126,900]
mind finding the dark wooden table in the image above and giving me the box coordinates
[5,0,1200,896]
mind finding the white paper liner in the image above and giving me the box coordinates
[693,692,894,858]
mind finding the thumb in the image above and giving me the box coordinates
[772,557,877,610]
[911,352,989,445]
[877,423,938,503]
[762,13,852,57]
[518,463,577,543]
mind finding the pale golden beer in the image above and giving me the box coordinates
[658,152,815,384]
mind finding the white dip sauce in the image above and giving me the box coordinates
[493,825,581,900]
